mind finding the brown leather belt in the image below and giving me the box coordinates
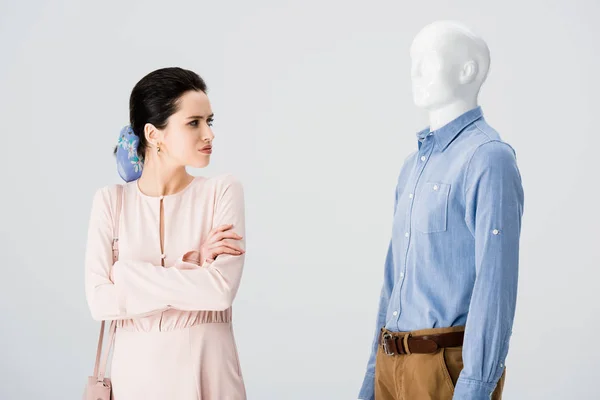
[378,329,464,356]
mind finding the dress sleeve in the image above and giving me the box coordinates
[84,185,156,320]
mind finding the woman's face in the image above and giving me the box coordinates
[150,90,215,169]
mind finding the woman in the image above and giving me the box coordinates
[84,67,247,399]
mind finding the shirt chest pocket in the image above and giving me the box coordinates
[414,182,451,233]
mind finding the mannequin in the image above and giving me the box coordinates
[411,20,489,128]
[358,20,523,400]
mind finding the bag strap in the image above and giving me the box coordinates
[93,184,124,382]
[96,320,116,382]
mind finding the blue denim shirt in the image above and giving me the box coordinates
[358,106,524,400]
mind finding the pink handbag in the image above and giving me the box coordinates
[83,184,123,400]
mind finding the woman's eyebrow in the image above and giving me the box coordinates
[187,113,214,119]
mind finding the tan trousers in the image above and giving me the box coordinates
[374,325,505,400]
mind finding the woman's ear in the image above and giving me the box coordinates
[144,123,161,149]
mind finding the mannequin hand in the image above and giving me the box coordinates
[182,224,244,266]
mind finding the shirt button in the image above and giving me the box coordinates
[393,311,398,316]
[161,254,166,259]
[433,184,439,191]
[405,232,409,237]
[420,156,426,161]
[408,193,413,199]
[400,272,404,278]
[492,229,499,235]
[500,362,504,367]
[159,195,164,200]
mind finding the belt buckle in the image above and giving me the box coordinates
[382,332,395,356]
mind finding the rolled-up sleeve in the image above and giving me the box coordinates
[455,140,524,399]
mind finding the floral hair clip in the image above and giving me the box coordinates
[116,125,143,182]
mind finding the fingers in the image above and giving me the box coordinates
[207,224,234,237]
[210,245,244,257]
[212,230,243,242]
[208,241,245,254]
[205,228,243,245]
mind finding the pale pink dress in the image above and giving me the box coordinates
[84,174,247,400]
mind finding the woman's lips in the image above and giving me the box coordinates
[199,147,212,154]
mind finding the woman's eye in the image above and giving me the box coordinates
[189,120,198,127]
[207,119,214,127]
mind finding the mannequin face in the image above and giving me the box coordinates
[410,38,461,110]
[410,21,488,113]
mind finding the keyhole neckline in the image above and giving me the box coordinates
[134,175,202,199]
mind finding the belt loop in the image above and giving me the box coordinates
[403,332,412,355]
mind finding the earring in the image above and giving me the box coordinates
[156,143,161,153]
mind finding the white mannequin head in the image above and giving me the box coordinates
[410,21,490,122]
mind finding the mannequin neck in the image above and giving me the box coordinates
[428,98,479,131]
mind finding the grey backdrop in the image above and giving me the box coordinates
[1,0,599,399]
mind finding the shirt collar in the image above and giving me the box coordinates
[416,106,484,152]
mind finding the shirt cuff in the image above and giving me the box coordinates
[453,376,497,400]
[358,373,375,400]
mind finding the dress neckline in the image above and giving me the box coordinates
[134,175,202,199]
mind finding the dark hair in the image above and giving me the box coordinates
[113,67,208,161]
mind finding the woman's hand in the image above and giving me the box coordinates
[182,224,244,266]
